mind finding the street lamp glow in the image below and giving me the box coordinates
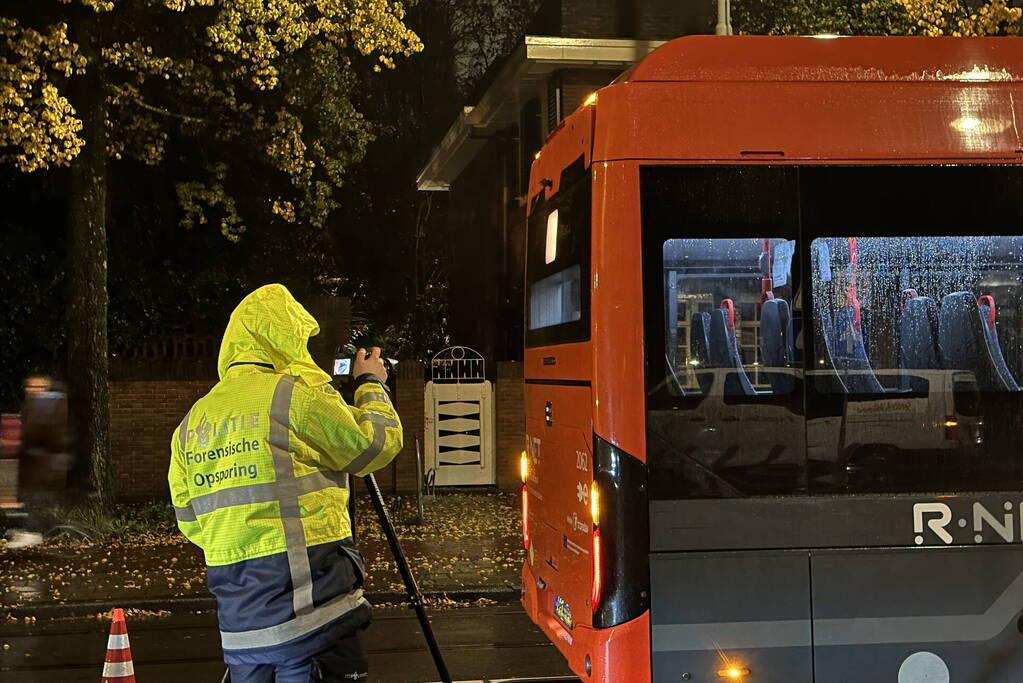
[953,116,982,132]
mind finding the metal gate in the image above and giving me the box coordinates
[425,346,495,487]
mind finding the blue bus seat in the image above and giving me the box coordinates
[707,306,757,396]
[899,296,941,392]
[977,297,1020,391]
[939,292,1012,391]
[691,311,714,394]
[691,312,711,365]
[833,306,885,393]
[811,239,851,393]
[760,297,794,393]
[814,304,843,388]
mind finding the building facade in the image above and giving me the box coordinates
[418,0,717,364]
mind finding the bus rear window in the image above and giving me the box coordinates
[529,265,582,330]
[525,160,591,347]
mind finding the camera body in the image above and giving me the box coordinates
[332,346,398,402]
[331,355,397,378]
[332,357,355,377]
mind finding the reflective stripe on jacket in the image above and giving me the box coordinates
[167,284,402,664]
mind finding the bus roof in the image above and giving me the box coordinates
[528,36,1023,210]
[623,35,1023,84]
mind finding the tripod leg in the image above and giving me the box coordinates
[364,473,452,683]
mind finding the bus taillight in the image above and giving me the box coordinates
[522,484,530,550]
[590,483,603,610]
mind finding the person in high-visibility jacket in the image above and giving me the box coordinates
[168,284,401,681]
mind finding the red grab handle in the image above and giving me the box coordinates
[978,295,996,328]
[846,237,861,331]
[720,298,735,332]
[761,238,774,302]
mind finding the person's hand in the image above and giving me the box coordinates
[353,347,387,384]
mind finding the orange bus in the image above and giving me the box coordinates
[520,36,1023,682]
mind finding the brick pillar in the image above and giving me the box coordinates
[495,361,524,491]
[383,361,424,494]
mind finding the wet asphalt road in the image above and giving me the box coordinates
[0,605,576,682]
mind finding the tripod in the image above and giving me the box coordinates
[363,472,452,683]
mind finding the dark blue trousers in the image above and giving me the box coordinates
[226,630,367,682]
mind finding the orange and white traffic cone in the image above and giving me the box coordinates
[101,608,136,682]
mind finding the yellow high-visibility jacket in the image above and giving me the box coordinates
[167,284,401,664]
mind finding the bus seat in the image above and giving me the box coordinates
[814,303,848,393]
[760,297,794,393]
[691,311,714,394]
[939,292,1010,391]
[833,306,885,393]
[691,312,711,365]
[707,307,757,396]
[977,296,1020,391]
[811,239,850,392]
[811,240,832,283]
[899,296,941,392]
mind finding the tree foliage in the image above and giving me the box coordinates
[902,0,1021,35]
[446,0,542,97]
[734,0,1021,36]
[1,0,423,236]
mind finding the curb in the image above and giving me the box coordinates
[1,586,521,619]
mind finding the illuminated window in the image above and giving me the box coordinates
[545,210,559,264]
[526,157,591,347]
[529,265,581,330]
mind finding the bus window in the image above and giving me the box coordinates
[525,158,591,347]
[642,166,805,499]
[663,238,797,397]
[810,236,1023,395]
[529,264,581,329]
[808,234,1023,492]
[644,165,1023,499]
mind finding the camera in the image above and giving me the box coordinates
[333,357,355,377]
[331,352,398,378]
[332,345,398,402]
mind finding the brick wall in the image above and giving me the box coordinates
[110,363,430,500]
[495,361,525,490]
[560,0,715,39]
[561,69,619,112]
[561,0,619,38]
[109,359,524,500]
[110,380,213,500]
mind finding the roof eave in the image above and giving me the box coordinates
[416,36,664,192]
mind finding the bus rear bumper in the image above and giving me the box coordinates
[521,562,651,682]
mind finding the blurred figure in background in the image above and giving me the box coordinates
[6,375,70,549]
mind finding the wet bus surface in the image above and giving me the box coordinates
[518,35,1023,683]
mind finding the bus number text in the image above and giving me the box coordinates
[575,451,588,472]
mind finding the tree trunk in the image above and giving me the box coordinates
[68,10,111,507]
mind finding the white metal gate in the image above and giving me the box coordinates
[424,346,495,487]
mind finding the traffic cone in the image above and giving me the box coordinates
[101,608,136,682]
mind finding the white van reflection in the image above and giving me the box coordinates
[651,366,983,494]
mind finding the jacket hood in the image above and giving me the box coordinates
[217,284,333,387]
